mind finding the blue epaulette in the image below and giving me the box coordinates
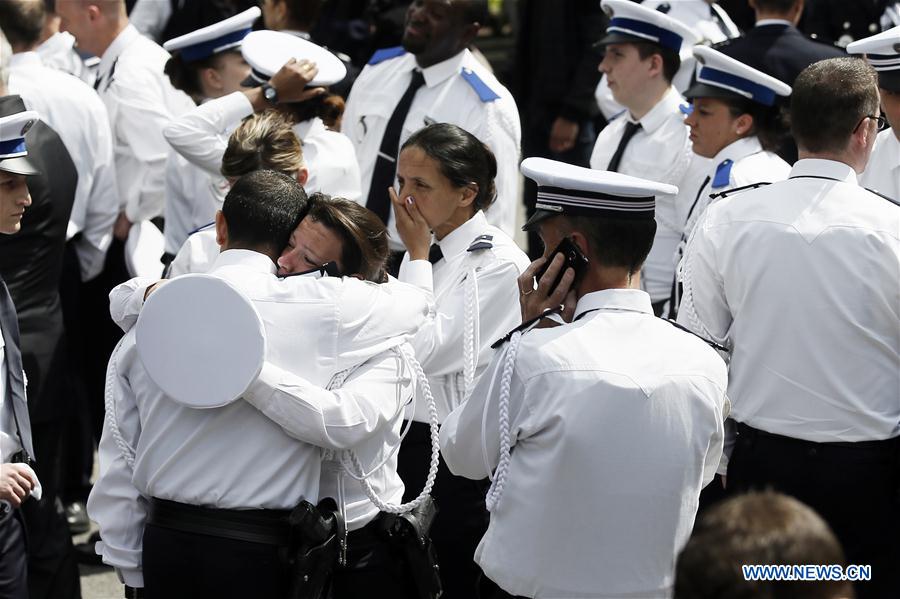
[711,159,734,188]
[460,67,500,102]
[467,234,494,252]
[368,46,407,66]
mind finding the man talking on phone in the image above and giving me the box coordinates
[439,158,730,598]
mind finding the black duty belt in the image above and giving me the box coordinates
[735,422,900,453]
[147,498,291,546]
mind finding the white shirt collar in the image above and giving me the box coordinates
[211,248,277,274]
[573,288,653,321]
[420,49,467,88]
[789,159,859,185]
[435,210,488,260]
[631,86,684,133]
[98,23,140,78]
[713,136,763,167]
[755,19,793,27]
[9,52,43,69]
[293,117,326,143]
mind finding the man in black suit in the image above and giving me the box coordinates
[715,0,844,162]
[0,38,81,598]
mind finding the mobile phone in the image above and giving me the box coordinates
[534,237,589,291]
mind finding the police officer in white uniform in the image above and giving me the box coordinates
[850,25,900,201]
[0,110,42,599]
[670,46,792,317]
[88,170,432,599]
[590,0,703,316]
[342,0,521,247]
[160,8,259,258]
[441,158,729,599]
[3,0,119,282]
[163,30,361,206]
[677,57,900,599]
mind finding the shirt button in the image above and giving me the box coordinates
[869,23,879,33]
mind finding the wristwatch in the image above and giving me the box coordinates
[261,82,278,104]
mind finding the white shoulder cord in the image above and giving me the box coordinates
[330,345,441,514]
[484,330,522,512]
[462,267,481,393]
[104,337,136,469]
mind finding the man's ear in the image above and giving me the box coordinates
[647,53,664,78]
[570,231,591,259]
[296,166,309,187]
[214,210,227,248]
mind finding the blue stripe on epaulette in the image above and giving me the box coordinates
[712,159,733,188]
[460,68,500,102]
[188,220,216,236]
[467,234,494,252]
[368,46,407,66]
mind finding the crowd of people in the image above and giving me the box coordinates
[0,1,897,598]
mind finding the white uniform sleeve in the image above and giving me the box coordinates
[333,279,433,371]
[675,211,732,346]
[86,338,147,588]
[162,92,254,177]
[400,259,522,379]
[243,349,410,450]
[108,277,155,333]
[163,153,192,255]
[128,0,172,42]
[440,342,527,479]
[469,102,521,237]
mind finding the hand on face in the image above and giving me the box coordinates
[389,186,432,261]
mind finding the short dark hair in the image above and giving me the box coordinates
[164,49,240,101]
[721,96,791,153]
[0,0,46,48]
[306,193,389,282]
[752,0,799,13]
[674,491,852,599]
[559,215,657,275]
[791,57,880,154]
[634,41,681,84]
[401,123,498,212]
[222,170,308,254]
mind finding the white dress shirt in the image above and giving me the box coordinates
[342,49,521,245]
[35,31,96,87]
[163,151,228,255]
[95,24,194,223]
[590,86,695,302]
[162,91,362,204]
[398,211,530,422]
[89,249,432,586]
[677,159,900,442]
[860,129,900,202]
[441,289,729,598]
[9,51,119,281]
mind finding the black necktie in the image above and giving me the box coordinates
[0,277,34,462]
[366,70,427,224]
[428,243,443,265]
[606,121,642,173]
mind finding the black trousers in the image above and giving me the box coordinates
[0,505,28,599]
[397,421,497,599]
[331,515,414,598]
[727,424,900,599]
[142,523,290,599]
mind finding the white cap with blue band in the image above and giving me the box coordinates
[847,25,900,92]
[597,0,696,53]
[686,45,792,106]
[0,110,40,176]
[163,7,261,62]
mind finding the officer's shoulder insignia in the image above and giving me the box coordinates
[491,307,563,349]
[864,187,900,207]
[467,234,494,252]
[367,46,407,66]
[661,318,729,353]
[708,181,770,201]
[188,220,215,236]
[460,67,500,102]
[711,159,734,189]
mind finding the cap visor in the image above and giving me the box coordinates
[593,31,651,48]
[522,209,559,232]
[683,81,746,102]
[878,70,900,93]
[0,155,40,176]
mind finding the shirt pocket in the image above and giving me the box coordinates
[350,93,397,146]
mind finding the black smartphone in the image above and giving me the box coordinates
[534,237,589,291]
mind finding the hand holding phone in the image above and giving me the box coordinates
[534,237,589,291]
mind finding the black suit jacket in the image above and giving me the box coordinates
[0,96,76,423]
[714,23,846,87]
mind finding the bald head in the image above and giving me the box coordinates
[55,0,126,57]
